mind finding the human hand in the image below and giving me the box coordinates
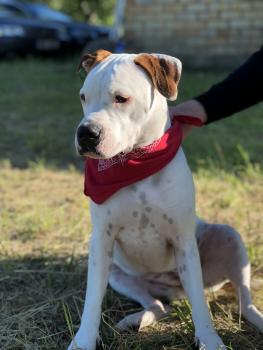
[169,99,207,138]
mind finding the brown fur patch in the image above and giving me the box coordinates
[134,54,180,99]
[78,49,112,74]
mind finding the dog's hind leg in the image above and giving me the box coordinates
[109,264,170,330]
[197,221,263,332]
[235,263,263,332]
[225,231,263,332]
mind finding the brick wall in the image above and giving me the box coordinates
[124,0,263,67]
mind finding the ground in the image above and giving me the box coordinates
[0,58,262,350]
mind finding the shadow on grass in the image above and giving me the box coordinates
[1,108,262,175]
[1,255,262,350]
[0,255,87,350]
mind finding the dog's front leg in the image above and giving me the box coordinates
[67,228,113,350]
[176,233,226,350]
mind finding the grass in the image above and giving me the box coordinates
[0,57,262,349]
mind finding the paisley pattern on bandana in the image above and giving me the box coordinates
[97,139,162,172]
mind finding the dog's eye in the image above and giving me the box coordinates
[80,93,85,102]
[115,95,128,104]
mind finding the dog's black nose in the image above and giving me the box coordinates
[77,123,102,151]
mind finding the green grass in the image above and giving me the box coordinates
[0,57,262,350]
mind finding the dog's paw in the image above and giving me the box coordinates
[67,340,95,350]
[116,304,171,331]
[66,332,98,350]
[195,332,226,350]
[116,310,157,331]
[242,304,263,332]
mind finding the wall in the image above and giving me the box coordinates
[124,0,263,67]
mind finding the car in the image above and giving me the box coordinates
[26,2,110,49]
[0,0,110,56]
[0,2,65,56]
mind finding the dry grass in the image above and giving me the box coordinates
[0,58,262,349]
[0,162,262,350]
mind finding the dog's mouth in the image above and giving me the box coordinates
[77,146,104,159]
[77,145,132,161]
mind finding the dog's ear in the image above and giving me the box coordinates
[78,49,112,74]
[134,53,182,100]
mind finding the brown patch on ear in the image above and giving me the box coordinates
[134,54,180,100]
[78,49,112,74]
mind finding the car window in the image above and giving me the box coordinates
[0,5,27,18]
[29,4,71,22]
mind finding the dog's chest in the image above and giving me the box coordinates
[113,207,178,274]
[91,149,195,274]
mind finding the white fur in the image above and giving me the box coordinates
[68,53,263,350]
[76,53,170,158]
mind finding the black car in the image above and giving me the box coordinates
[0,0,110,56]
[26,2,110,49]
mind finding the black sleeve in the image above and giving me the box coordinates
[195,46,263,124]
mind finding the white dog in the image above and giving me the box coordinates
[67,50,263,350]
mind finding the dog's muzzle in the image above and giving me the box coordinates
[77,123,102,154]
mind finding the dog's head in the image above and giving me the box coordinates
[76,50,182,159]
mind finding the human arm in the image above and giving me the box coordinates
[171,46,263,134]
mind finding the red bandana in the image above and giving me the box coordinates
[84,115,203,204]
